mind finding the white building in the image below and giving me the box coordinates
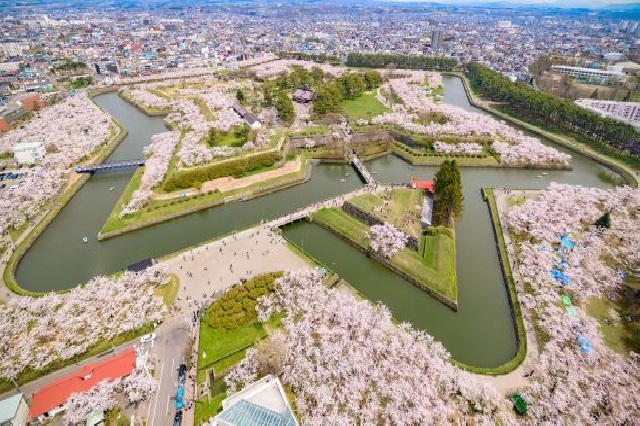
[575,99,640,129]
[13,142,45,165]
[0,393,30,426]
[0,43,29,57]
[551,65,627,86]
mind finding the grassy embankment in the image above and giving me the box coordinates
[99,155,310,237]
[312,188,457,305]
[456,187,526,376]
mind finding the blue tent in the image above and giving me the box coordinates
[560,235,575,249]
[551,269,571,286]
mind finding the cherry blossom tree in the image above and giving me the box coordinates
[227,271,515,424]
[0,265,169,381]
[367,223,408,258]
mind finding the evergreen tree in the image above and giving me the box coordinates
[594,211,611,229]
[432,160,463,227]
[236,89,245,102]
[274,93,295,125]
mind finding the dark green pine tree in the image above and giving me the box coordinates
[433,160,463,227]
[594,211,611,229]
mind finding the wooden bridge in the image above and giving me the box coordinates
[74,159,145,174]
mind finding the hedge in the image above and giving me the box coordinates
[163,151,282,191]
[207,272,283,330]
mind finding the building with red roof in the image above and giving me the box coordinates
[410,177,435,195]
[28,347,136,421]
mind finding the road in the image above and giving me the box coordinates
[146,319,192,426]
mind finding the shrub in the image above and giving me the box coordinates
[206,271,284,330]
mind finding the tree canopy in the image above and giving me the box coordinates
[346,53,457,71]
[465,62,640,157]
[433,160,463,227]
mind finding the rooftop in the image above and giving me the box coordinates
[0,393,24,423]
[28,347,136,420]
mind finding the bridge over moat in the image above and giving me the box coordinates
[74,159,145,174]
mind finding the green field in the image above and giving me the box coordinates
[349,188,424,238]
[312,208,457,303]
[341,92,390,121]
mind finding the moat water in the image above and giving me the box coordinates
[16,76,616,367]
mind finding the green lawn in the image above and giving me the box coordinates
[349,188,424,239]
[268,130,283,148]
[341,92,390,121]
[312,208,457,302]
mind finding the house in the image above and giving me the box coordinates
[0,393,29,426]
[212,375,298,426]
[13,142,45,165]
[292,87,314,103]
[28,347,136,423]
[410,177,435,227]
[233,103,262,129]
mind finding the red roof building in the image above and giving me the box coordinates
[28,348,136,420]
[410,177,435,195]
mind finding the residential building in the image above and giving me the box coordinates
[213,375,298,426]
[28,348,137,423]
[575,99,640,129]
[0,393,29,426]
[13,141,45,164]
[551,65,627,85]
[0,43,29,57]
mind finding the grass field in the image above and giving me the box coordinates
[312,208,457,302]
[349,188,424,238]
[341,92,390,121]
[153,274,180,307]
[291,125,330,137]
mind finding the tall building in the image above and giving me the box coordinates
[431,30,443,50]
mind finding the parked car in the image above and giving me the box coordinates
[175,387,184,410]
[177,363,187,385]
[173,410,182,426]
[140,333,156,343]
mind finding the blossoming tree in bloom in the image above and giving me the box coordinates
[370,74,571,166]
[224,271,514,424]
[505,183,640,423]
[120,131,181,216]
[64,369,157,424]
[367,223,408,258]
[64,380,120,425]
[0,264,169,381]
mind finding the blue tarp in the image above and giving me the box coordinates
[560,235,575,249]
[577,335,593,354]
[552,269,571,286]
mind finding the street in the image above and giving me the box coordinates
[145,320,192,426]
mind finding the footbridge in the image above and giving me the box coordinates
[74,159,145,174]
[349,151,376,186]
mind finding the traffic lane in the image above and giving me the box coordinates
[147,320,191,426]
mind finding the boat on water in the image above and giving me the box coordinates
[108,187,114,191]
[340,178,346,182]
[541,172,548,175]
[82,236,88,243]
[345,172,350,177]
[535,175,542,178]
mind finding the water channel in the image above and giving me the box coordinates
[15,76,616,367]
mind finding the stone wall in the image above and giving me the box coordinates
[289,135,333,148]
[341,201,420,251]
